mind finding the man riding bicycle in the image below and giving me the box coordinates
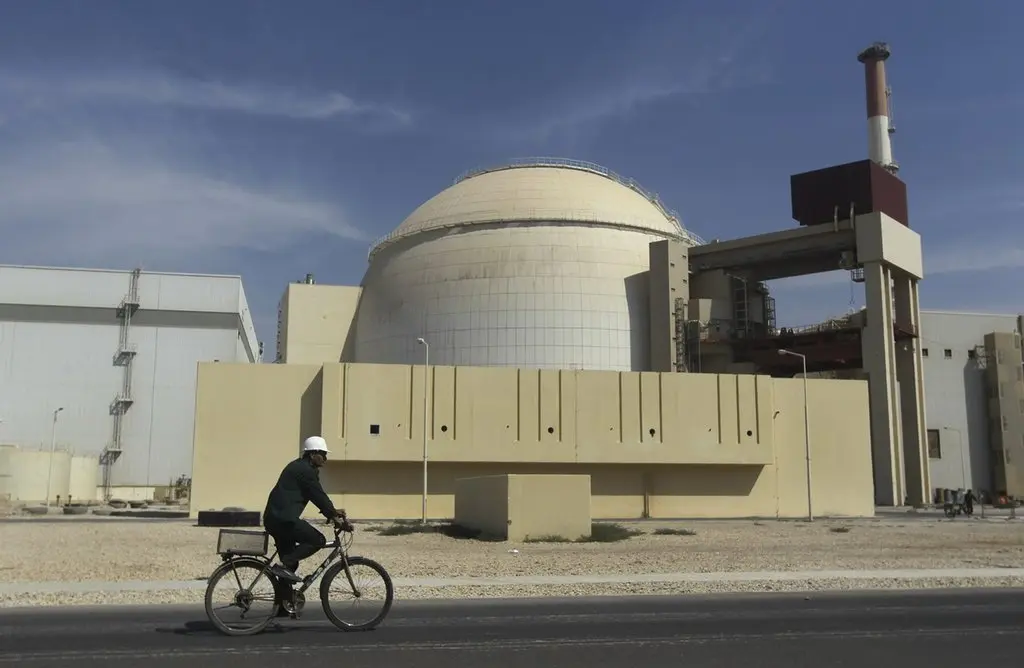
[263,435,347,584]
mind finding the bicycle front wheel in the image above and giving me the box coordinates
[205,557,280,636]
[320,556,394,631]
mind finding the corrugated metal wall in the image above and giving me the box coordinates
[0,265,259,487]
[920,310,1021,493]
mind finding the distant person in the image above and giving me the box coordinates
[262,436,346,584]
[964,489,975,516]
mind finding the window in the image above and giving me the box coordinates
[944,349,953,359]
[927,429,941,459]
[922,348,929,357]
[968,349,977,360]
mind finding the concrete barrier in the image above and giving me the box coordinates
[454,474,591,541]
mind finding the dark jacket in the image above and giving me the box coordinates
[263,456,338,526]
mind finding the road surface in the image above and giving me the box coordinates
[1,588,1022,666]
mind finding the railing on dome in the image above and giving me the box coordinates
[366,158,706,261]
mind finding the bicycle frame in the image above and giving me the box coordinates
[223,520,361,600]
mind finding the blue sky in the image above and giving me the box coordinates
[0,0,1020,347]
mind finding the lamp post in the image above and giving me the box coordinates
[416,337,430,524]
[778,350,812,521]
[45,407,64,507]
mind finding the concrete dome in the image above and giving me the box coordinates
[353,158,704,371]
[369,158,703,259]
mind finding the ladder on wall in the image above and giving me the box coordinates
[102,267,141,499]
[672,297,687,372]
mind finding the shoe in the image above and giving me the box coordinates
[270,564,303,584]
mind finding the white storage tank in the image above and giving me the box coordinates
[0,446,70,503]
[69,455,100,502]
[353,159,704,371]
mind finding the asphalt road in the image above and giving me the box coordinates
[1,589,1022,667]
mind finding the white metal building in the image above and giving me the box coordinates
[0,264,259,496]
[353,158,705,371]
[920,310,1024,494]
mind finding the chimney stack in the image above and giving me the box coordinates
[857,42,898,174]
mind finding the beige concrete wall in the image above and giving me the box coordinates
[190,363,325,513]
[191,363,875,520]
[278,284,361,364]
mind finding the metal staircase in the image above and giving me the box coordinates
[762,287,777,336]
[732,276,750,338]
[102,268,141,499]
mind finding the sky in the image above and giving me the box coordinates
[0,0,1020,349]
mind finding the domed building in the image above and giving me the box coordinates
[351,158,704,371]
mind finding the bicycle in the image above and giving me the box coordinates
[204,518,394,636]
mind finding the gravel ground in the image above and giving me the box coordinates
[2,516,1022,607]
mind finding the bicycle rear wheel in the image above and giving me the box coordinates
[205,557,280,636]
[320,556,394,631]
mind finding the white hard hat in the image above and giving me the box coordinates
[302,436,330,453]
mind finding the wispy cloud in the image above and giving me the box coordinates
[498,5,778,145]
[522,63,770,144]
[0,68,413,127]
[0,138,367,268]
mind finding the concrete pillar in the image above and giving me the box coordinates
[860,261,903,505]
[648,240,689,372]
[892,275,930,505]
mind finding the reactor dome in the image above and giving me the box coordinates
[352,158,705,371]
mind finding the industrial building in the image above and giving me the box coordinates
[0,264,260,503]
[919,310,1024,497]
[259,151,924,516]
[193,47,937,520]
[10,40,1019,519]
[209,41,1022,519]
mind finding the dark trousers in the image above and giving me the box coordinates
[265,518,326,571]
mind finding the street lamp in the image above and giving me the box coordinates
[778,349,812,521]
[45,407,64,507]
[416,337,430,524]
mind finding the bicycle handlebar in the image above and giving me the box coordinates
[326,517,355,533]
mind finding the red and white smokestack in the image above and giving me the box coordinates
[857,42,898,174]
